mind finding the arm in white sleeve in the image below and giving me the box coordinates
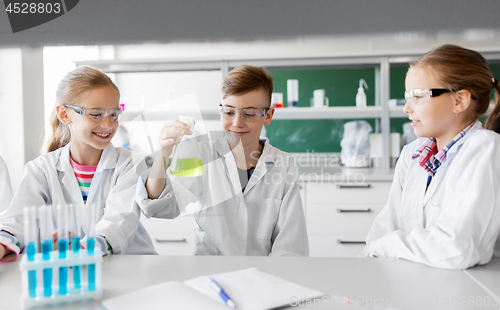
[0,160,52,260]
[360,145,410,257]
[135,169,180,219]
[94,158,143,254]
[0,156,13,213]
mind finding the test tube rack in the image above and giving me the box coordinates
[19,247,102,309]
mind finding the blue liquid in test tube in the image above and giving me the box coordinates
[41,241,53,297]
[58,239,68,295]
[26,242,37,298]
[87,238,96,291]
[72,237,81,289]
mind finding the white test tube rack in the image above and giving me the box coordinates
[19,247,103,309]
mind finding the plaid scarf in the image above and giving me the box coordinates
[412,121,476,177]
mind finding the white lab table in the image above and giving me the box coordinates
[1,256,500,310]
[463,259,500,301]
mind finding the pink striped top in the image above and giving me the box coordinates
[70,157,97,202]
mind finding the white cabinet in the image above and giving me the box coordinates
[140,214,196,255]
[139,178,392,257]
[304,180,391,257]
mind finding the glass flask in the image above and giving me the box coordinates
[169,116,205,177]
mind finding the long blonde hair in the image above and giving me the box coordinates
[42,66,120,154]
[410,44,500,133]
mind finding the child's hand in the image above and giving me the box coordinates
[146,120,193,199]
[0,244,11,259]
[52,231,58,250]
[157,120,193,157]
[52,231,74,251]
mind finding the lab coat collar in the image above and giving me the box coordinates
[216,136,244,194]
[243,139,274,194]
[57,144,85,209]
[56,143,118,172]
[214,137,275,196]
[444,121,482,156]
[214,137,275,163]
[56,143,117,207]
[423,121,482,205]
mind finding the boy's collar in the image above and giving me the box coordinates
[216,137,276,164]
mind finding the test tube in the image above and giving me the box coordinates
[23,207,37,298]
[56,205,69,295]
[87,203,97,291]
[39,205,53,297]
[68,204,82,289]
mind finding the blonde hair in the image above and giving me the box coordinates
[221,65,273,106]
[410,44,500,133]
[42,66,120,154]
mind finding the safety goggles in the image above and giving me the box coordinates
[404,88,477,105]
[64,104,122,122]
[404,89,457,105]
[218,104,270,122]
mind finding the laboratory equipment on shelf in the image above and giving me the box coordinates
[271,92,284,108]
[340,120,373,168]
[287,79,299,107]
[356,79,369,108]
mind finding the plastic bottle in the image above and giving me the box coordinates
[356,79,368,108]
[287,79,299,107]
[169,116,204,177]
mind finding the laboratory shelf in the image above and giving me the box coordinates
[389,106,407,118]
[122,110,220,122]
[272,106,383,120]
[121,106,385,122]
[79,51,500,169]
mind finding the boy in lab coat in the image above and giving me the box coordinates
[137,65,309,256]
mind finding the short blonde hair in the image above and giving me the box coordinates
[221,65,273,107]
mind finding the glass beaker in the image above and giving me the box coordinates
[169,116,205,177]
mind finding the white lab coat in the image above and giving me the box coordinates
[0,155,13,214]
[362,122,500,269]
[136,136,309,256]
[0,143,156,255]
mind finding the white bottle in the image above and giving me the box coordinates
[356,79,368,108]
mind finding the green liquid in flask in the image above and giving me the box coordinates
[170,158,204,176]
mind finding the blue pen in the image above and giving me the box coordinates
[208,277,236,309]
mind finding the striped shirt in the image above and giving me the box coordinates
[70,157,97,202]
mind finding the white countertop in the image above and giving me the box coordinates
[1,255,499,310]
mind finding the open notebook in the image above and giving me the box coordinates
[102,267,325,310]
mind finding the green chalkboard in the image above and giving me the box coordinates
[266,68,375,153]
[266,68,376,153]
[265,63,500,153]
[389,65,410,134]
